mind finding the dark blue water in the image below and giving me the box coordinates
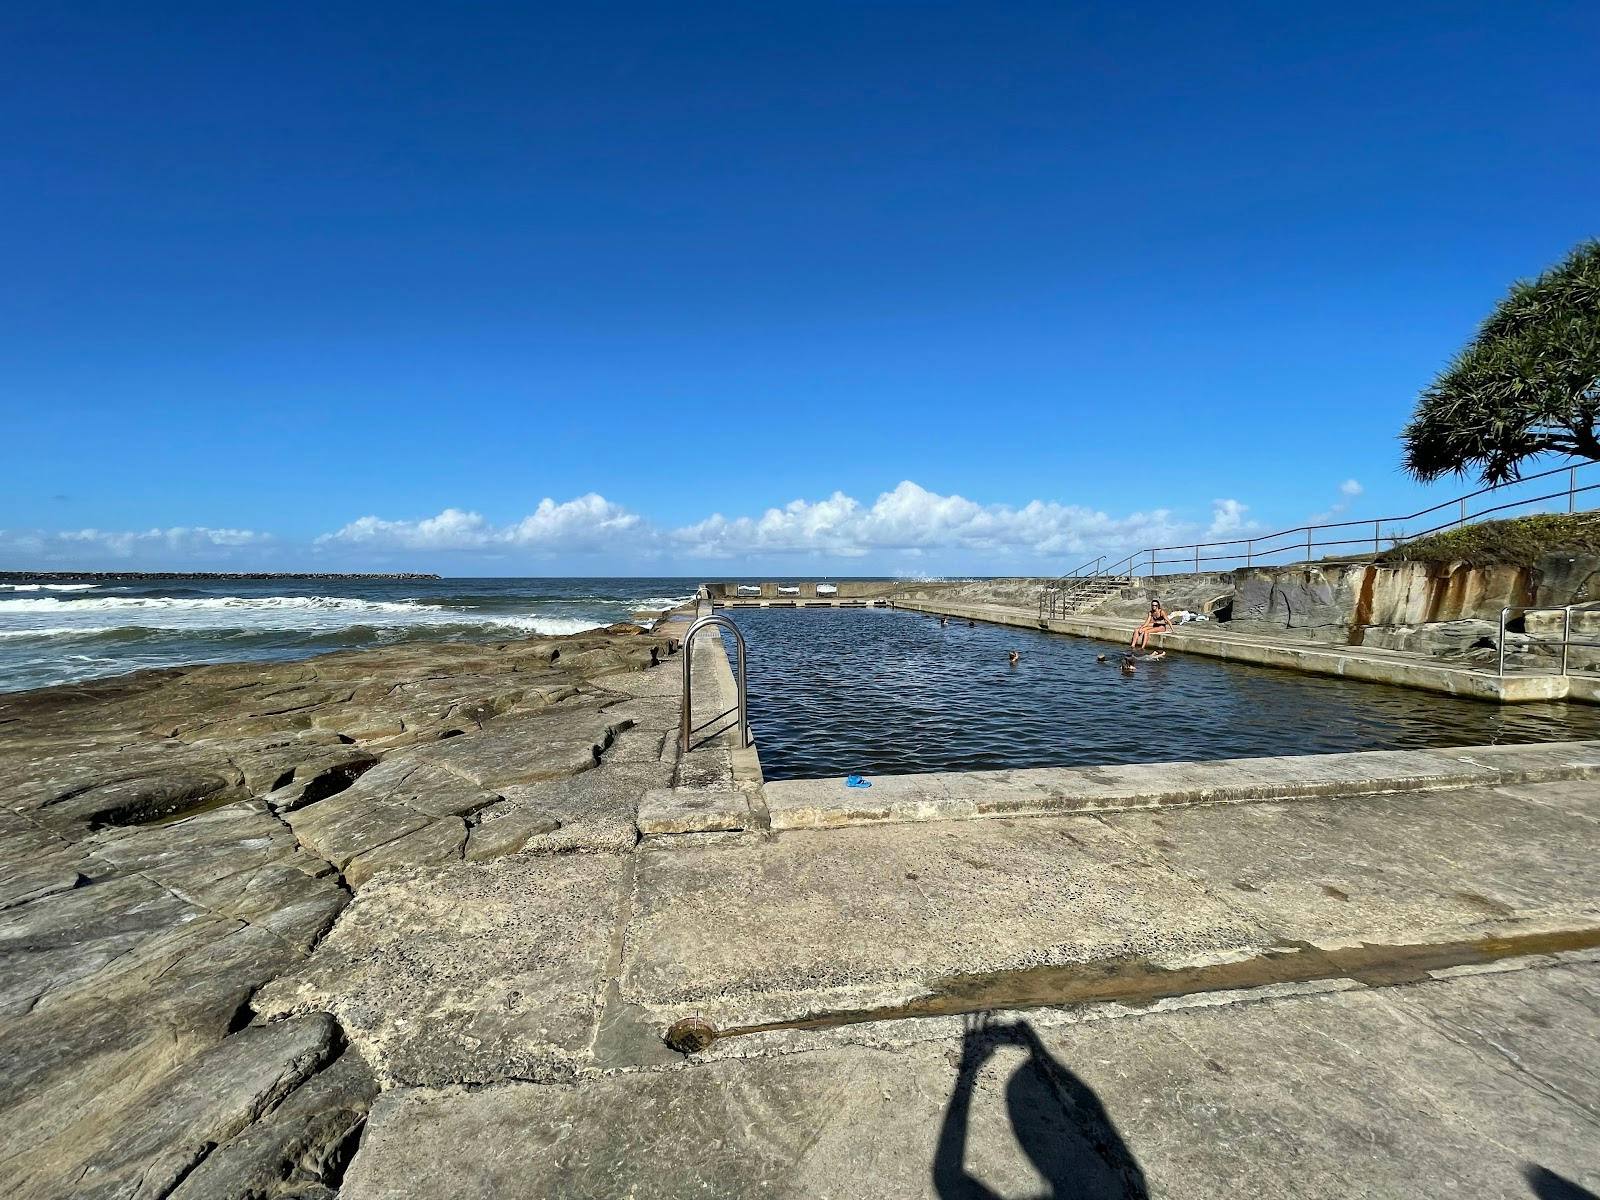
[725,607,1600,780]
[0,577,701,692]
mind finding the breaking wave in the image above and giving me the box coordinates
[0,577,697,692]
[0,594,431,615]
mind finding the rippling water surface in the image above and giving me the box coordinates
[726,608,1600,780]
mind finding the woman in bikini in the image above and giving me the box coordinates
[1131,599,1171,650]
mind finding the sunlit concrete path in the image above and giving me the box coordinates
[284,750,1600,1199]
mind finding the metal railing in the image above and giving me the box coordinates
[1496,605,1600,677]
[679,614,750,752]
[1038,569,1133,622]
[1047,460,1596,592]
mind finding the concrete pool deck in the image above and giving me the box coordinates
[312,748,1600,1198]
[892,595,1600,705]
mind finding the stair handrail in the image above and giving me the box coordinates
[678,614,750,752]
[1046,459,1595,584]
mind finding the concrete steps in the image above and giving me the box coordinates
[1040,574,1132,618]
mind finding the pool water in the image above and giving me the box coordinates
[722,608,1599,782]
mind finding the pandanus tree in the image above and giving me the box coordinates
[1403,240,1600,485]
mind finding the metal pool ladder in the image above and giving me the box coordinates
[679,614,751,751]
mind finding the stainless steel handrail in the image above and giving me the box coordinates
[679,614,750,751]
[1043,460,1595,589]
[1496,604,1600,677]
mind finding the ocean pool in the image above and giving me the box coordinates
[722,607,1600,781]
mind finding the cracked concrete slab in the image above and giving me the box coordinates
[1099,783,1600,945]
[621,814,1268,1029]
[342,963,1600,1200]
[253,854,633,1086]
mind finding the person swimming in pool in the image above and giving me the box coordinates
[1131,599,1170,650]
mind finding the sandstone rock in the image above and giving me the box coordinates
[346,817,468,888]
[1,926,315,1199]
[245,747,379,811]
[0,624,681,1191]
[167,1048,378,1200]
[69,1015,340,1200]
[1536,553,1600,605]
[413,705,630,788]
[285,794,433,871]
[463,808,562,862]
[41,767,243,831]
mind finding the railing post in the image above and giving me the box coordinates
[1245,541,1252,567]
[1459,497,1466,527]
[1498,607,1508,677]
[1306,527,1312,562]
[1563,606,1572,676]
[1374,520,1380,555]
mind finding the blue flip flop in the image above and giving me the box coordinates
[845,775,872,789]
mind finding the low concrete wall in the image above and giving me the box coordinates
[892,596,1580,704]
[705,580,902,600]
[764,739,1600,830]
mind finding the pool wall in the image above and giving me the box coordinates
[891,595,1600,705]
[761,739,1600,830]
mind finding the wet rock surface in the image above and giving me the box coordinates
[0,627,684,1199]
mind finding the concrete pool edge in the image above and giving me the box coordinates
[648,599,768,836]
[761,740,1600,830]
[891,596,1597,705]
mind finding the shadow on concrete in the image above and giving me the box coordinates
[933,1014,1148,1200]
[1527,1165,1600,1200]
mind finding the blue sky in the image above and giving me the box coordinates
[2,1,1596,575]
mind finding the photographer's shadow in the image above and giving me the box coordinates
[933,1014,1148,1200]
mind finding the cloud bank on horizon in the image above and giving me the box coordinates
[1,480,1359,572]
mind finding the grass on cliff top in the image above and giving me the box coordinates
[1374,512,1600,568]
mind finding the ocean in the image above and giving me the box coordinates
[0,577,700,693]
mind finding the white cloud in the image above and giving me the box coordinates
[1205,498,1256,539]
[0,526,269,562]
[318,494,649,554]
[670,481,1185,561]
[3,481,1233,571]
[1307,479,1367,525]
[319,482,1188,565]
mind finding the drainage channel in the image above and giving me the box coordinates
[664,925,1600,1053]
